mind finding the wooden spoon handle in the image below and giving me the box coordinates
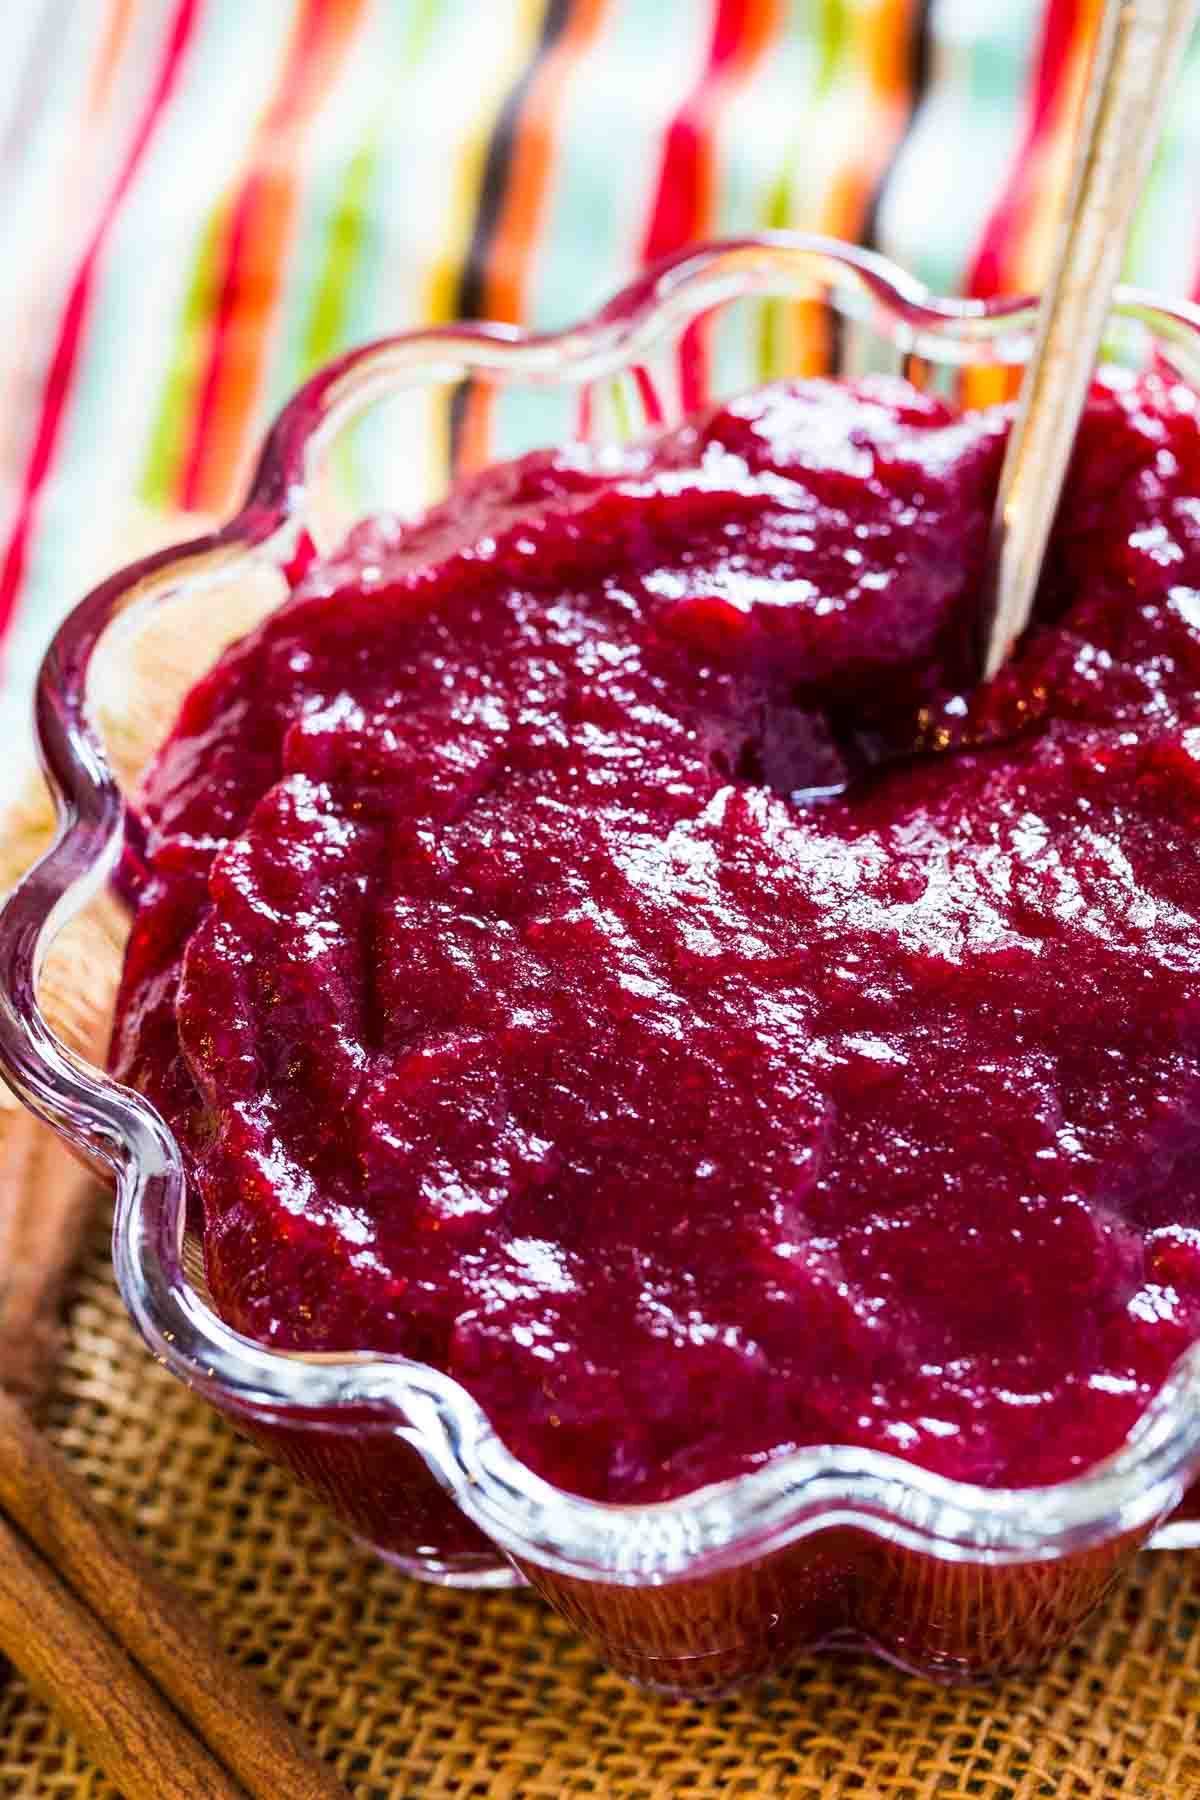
[978,0,1199,679]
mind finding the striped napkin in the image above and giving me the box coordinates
[1,0,1199,790]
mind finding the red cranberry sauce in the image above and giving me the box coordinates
[111,375,1200,1503]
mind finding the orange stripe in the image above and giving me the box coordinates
[422,0,545,331]
[818,0,918,239]
[771,0,916,381]
[456,0,611,474]
[480,0,609,325]
[88,0,137,114]
[181,0,368,514]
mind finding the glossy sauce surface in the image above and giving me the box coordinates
[112,375,1200,1502]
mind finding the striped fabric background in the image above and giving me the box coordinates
[2,0,1199,784]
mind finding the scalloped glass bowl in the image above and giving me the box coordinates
[6,235,1200,1695]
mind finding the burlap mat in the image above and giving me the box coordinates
[0,1198,1192,1797]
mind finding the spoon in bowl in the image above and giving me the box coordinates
[977,0,1199,680]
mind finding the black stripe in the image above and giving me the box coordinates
[448,0,575,463]
[860,0,935,253]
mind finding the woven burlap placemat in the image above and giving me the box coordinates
[0,1200,1193,1798]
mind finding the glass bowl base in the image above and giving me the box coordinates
[354,1537,525,1589]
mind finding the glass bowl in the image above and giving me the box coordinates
[6,234,1200,1696]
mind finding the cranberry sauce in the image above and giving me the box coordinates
[111,375,1200,1503]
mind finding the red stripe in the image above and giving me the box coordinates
[641,0,751,268]
[1188,209,1200,301]
[963,0,1085,298]
[0,0,201,644]
[640,0,775,411]
[176,160,266,511]
[177,0,331,510]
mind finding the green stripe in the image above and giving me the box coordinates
[276,0,453,508]
[298,132,380,373]
[290,0,442,384]
[756,0,858,231]
[756,0,851,382]
[137,202,230,509]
